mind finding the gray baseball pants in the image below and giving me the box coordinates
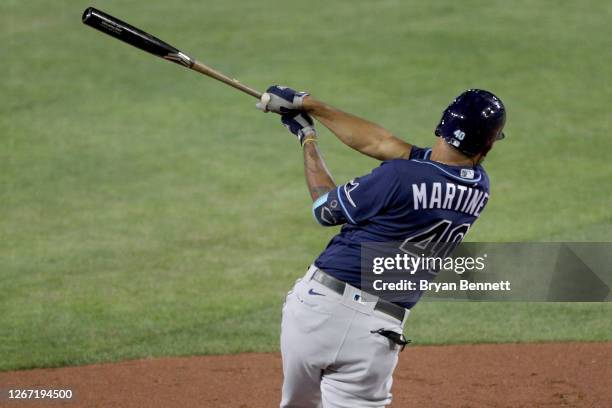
[280,265,409,408]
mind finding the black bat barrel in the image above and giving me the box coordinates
[82,7,193,67]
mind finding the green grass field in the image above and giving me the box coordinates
[2,0,611,371]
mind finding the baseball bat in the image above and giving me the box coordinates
[81,7,262,99]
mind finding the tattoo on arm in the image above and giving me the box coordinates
[303,142,336,201]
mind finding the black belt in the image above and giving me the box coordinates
[311,268,407,323]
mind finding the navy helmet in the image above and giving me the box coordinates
[435,89,506,157]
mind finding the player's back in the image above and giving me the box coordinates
[314,146,490,299]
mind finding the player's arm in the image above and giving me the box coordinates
[257,85,412,161]
[280,113,348,227]
[280,112,336,201]
[302,96,412,161]
[303,141,336,201]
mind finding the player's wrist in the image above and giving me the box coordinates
[294,92,309,110]
[301,134,318,147]
[301,95,319,113]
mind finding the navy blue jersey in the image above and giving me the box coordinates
[314,146,490,307]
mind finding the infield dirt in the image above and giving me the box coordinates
[1,342,610,407]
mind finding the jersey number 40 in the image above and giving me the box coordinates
[399,219,470,260]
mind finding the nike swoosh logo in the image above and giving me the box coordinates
[308,288,325,296]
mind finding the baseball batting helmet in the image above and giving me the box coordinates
[435,89,506,157]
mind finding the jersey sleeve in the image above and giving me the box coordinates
[409,145,430,160]
[312,189,348,227]
[334,161,402,224]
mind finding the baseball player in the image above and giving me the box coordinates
[257,87,506,407]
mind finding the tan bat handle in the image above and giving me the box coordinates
[191,60,262,99]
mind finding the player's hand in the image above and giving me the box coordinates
[281,112,317,146]
[256,85,309,114]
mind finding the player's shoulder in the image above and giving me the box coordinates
[385,145,490,191]
[388,145,432,167]
[408,145,431,160]
[475,163,490,191]
[383,146,432,171]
